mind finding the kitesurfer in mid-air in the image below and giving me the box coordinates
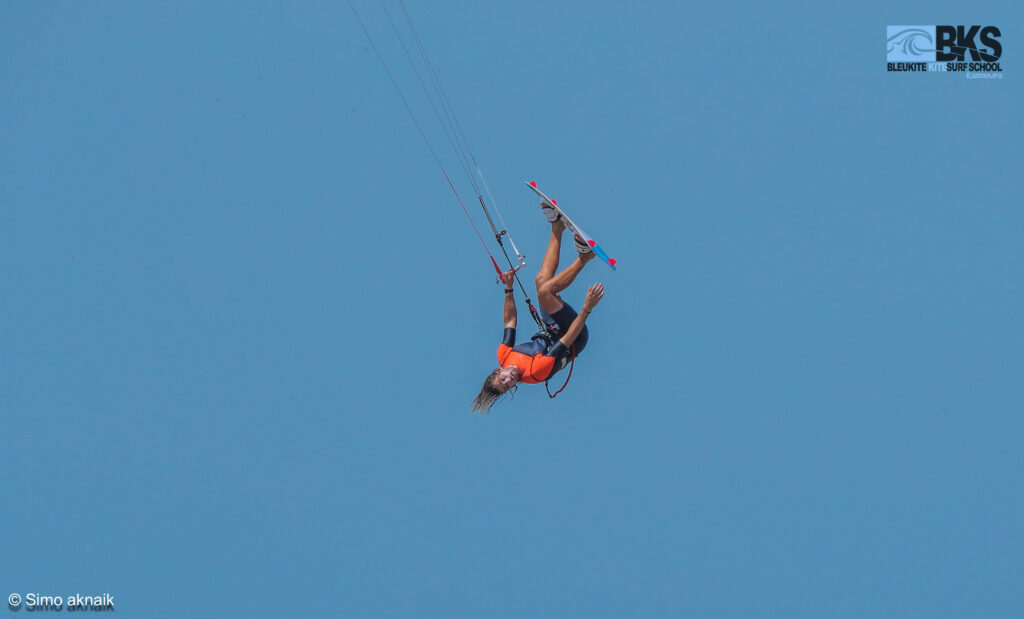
[472,203,605,412]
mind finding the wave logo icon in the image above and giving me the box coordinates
[887,26,936,61]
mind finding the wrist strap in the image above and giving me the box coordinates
[504,288,514,293]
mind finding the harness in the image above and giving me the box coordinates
[529,323,576,399]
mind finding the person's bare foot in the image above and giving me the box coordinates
[541,201,562,224]
[573,234,594,257]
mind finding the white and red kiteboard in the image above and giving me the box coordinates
[525,181,617,270]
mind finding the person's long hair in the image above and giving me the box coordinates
[472,368,514,413]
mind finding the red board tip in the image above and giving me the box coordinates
[588,240,596,247]
[551,199,557,206]
[609,258,617,266]
[529,181,537,187]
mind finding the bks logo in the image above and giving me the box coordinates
[936,26,1001,61]
[887,25,1002,75]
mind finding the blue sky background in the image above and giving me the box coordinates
[2,1,1022,616]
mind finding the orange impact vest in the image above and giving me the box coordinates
[497,344,556,383]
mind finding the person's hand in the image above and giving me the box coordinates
[582,282,604,312]
[501,269,516,287]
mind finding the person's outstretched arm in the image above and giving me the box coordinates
[559,283,604,348]
[502,270,517,329]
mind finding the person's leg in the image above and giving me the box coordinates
[538,248,595,314]
[535,219,566,293]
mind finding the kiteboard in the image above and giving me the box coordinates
[525,181,617,270]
